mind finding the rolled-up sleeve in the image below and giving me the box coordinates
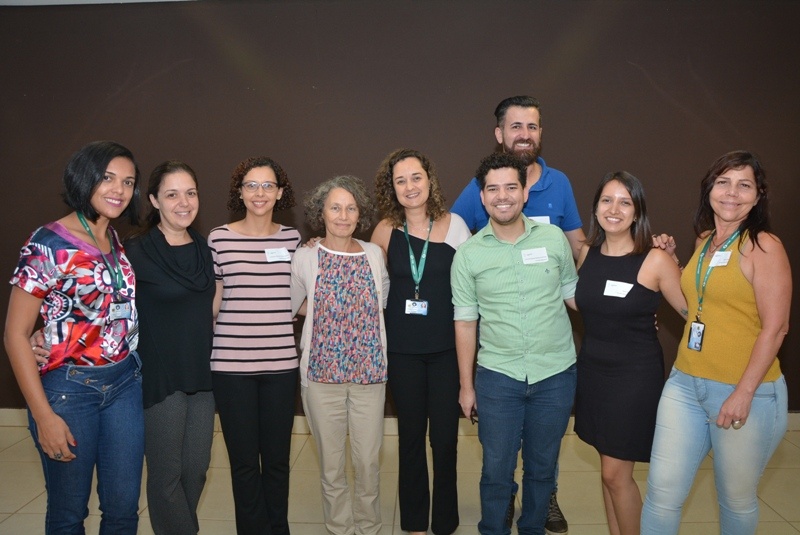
[557,231,579,300]
[451,247,479,322]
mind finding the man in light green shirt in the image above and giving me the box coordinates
[451,153,577,535]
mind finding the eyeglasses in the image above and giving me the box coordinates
[242,181,279,192]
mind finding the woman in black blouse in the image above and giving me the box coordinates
[125,161,216,535]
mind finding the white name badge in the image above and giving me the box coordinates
[603,280,633,298]
[528,215,551,224]
[710,251,731,267]
[265,247,291,262]
[522,247,549,264]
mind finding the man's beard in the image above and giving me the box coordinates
[503,139,542,166]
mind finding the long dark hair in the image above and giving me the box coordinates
[693,150,770,250]
[585,171,652,254]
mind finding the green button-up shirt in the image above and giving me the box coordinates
[451,217,577,384]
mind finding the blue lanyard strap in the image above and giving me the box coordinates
[694,229,740,321]
[77,213,125,296]
[403,218,433,299]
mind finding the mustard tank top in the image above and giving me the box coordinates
[675,234,781,384]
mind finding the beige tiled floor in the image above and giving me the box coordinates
[0,411,798,534]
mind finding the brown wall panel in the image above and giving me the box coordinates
[1,1,798,410]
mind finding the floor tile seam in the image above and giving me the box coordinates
[756,495,789,523]
[0,488,45,516]
[0,439,29,453]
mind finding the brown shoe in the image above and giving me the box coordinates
[545,490,568,534]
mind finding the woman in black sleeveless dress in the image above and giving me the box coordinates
[371,149,471,535]
[574,172,687,535]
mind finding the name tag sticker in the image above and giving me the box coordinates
[528,215,551,224]
[603,280,633,298]
[522,248,549,264]
[710,251,731,267]
[265,247,291,262]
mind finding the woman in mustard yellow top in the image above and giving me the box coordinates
[641,151,791,534]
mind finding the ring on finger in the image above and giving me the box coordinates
[732,420,744,430]
[54,452,63,460]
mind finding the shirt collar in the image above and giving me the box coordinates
[529,156,552,192]
[479,214,540,244]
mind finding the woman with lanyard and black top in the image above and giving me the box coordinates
[5,141,144,534]
[371,149,471,535]
[642,151,791,534]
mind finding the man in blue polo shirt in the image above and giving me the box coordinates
[452,153,577,535]
[451,95,585,261]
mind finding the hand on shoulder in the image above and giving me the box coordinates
[301,236,322,248]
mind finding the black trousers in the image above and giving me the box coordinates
[213,370,298,535]
[388,349,460,535]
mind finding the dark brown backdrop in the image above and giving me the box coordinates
[1,1,797,411]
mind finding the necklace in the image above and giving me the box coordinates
[708,231,731,254]
[406,219,432,233]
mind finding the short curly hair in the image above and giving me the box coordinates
[226,156,296,212]
[304,175,376,233]
[374,148,447,228]
[475,152,527,190]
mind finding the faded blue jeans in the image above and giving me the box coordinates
[641,367,787,534]
[29,352,144,535]
[475,364,576,535]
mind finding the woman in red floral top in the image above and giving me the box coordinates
[5,141,144,535]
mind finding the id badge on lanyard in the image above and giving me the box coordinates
[690,230,739,351]
[404,219,432,316]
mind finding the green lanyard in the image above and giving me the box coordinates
[403,218,433,300]
[694,229,740,321]
[77,213,125,297]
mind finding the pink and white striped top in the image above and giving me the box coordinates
[208,224,301,374]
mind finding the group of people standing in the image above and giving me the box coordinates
[448,97,790,535]
[4,94,791,535]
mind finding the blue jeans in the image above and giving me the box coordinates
[475,365,576,535]
[641,368,787,534]
[29,352,145,535]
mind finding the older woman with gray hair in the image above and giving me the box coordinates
[291,175,389,535]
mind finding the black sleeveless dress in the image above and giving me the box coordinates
[574,246,664,462]
[384,228,457,354]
